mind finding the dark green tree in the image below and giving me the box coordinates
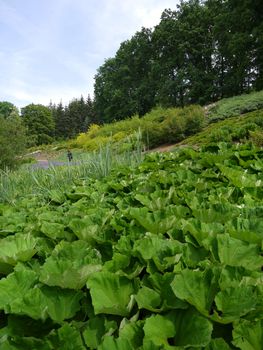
[21,104,55,146]
[84,95,98,127]
[0,101,19,119]
[0,115,27,169]
[152,1,215,107]
[94,28,154,122]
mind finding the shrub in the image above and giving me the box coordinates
[249,130,263,146]
[0,116,27,169]
[208,90,263,122]
[141,105,205,147]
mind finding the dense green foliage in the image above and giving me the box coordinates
[50,95,97,139]
[0,145,143,204]
[94,0,263,122]
[0,102,19,119]
[21,104,55,146]
[207,90,263,122]
[0,144,262,349]
[184,109,263,146]
[72,105,205,151]
[0,115,27,170]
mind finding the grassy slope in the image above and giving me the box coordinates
[179,109,263,147]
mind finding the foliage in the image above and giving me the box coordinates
[182,109,263,146]
[94,0,263,122]
[21,104,55,146]
[0,144,143,204]
[72,105,205,151]
[141,105,205,148]
[0,115,27,170]
[0,143,262,348]
[0,101,19,119]
[208,90,263,122]
[94,28,154,122]
[49,95,97,140]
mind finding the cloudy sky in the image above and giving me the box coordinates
[0,0,179,108]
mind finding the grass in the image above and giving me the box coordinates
[0,143,144,205]
[180,109,263,146]
[207,89,263,122]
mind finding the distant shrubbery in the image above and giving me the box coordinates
[0,116,27,169]
[208,90,263,122]
[183,109,263,146]
[71,105,205,151]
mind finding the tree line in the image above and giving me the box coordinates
[94,0,263,122]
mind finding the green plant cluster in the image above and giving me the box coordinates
[184,109,263,147]
[0,145,143,204]
[208,90,263,122]
[71,105,205,151]
[0,143,262,349]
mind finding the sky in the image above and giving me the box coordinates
[0,0,180,108]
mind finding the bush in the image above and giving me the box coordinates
[141,105,205,148]
[208,90,263,122]
[0,116,27,169]
[249,130,263,146]
[71,105,205,151]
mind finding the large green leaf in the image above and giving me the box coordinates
[98,336,134,350]
[135,286,161,311]
[133,234,183,271]
[232,319,263,350]
[204,338,231,349]
[143,313,176,348]
[83,316,117,349]
[217,234,263,270]
[0,267,38,311]
[214,286,258,321]
[119,320,144,349]
[68,208,114,243]
[87,271,138,316]
[0,234,37,269]
[10,286,83,322]
[130,207,177,234]
[218,165,260,188]
[171,268,219,316]
[226,217,263,245]
[47,323,86,350]
[143,309,212,348]
[40,240,102,289]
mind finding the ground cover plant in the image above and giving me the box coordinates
[71,105,205,151]
[0,142,262,349]
[207,90,263,123]
[181,109,263,147]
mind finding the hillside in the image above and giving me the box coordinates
[28,90,263,161]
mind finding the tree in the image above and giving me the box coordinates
[0,101,19,119]
[94,28,154,122]
[0,115,27,169]
[21,104,55,146]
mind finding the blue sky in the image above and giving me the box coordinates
[0,0,179,108]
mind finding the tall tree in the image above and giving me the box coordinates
[21,104,55,146]
[152,1,215,107]
[0,101,19,119]
[94,28,154,122]
[0,115,27,169]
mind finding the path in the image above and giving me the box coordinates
[28,150,73,169]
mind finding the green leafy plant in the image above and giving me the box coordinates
[0,143,262,348]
